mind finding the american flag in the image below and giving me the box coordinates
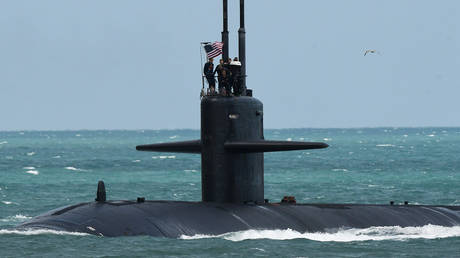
[203,42,224,59]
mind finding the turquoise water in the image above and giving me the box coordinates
[1,128,459,257]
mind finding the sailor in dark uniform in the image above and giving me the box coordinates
[229,57,242,96]
[214,59,225,90]
[203,58,216,93]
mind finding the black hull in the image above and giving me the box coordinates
[19,201,460,237]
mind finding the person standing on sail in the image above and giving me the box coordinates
[203,58,216,93]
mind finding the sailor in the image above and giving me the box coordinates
[229,57,242,96]
[219,69,231,96]
[214,59,226,92]
[203,58,216,93]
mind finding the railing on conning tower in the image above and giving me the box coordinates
[200,0,250,99]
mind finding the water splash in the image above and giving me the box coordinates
[180,225,460,242]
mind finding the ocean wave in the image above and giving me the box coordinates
[65,167,86,171]
[376,144,395,147]
[25,170,39,175]
[184,169,198,172]
[180,225,460,242]
[1,201,13,205]
[23,166,35,170]
[0,141,7,145]
[152,156,176,159]
[0,229,88,236]
[332,169,348,172]
[0,214,32,223]
[26,152,35,156]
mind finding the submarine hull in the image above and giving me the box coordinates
[19,201,460,237]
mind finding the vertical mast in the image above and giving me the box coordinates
[238,0,247,95]
[222,0,229,62]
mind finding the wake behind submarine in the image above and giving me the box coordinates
[20,1,460,237]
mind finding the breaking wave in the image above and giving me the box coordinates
[65,167,86,171]
[180,225,460,242]
[0,229,88,236]
[0,214,32,223]
[25,170,39,175]
[152,156,176,159]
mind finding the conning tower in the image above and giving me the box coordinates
[136,0,328,203]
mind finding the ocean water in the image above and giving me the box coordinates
[1,128,459,257]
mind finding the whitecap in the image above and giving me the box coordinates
[0,229,88,236]
[132,160,141,163]
[427,134,435,137]
[184,169,198,172]
[0,214,32,223]
[332,169,348,172]
[25,170,39,175]
[180,225,460,242]
[323,138,331,141]
[376,144,395,147]
[75,134,81,137]
[26,152,35,156]
[152,156,176,159]
[286,138,292,141]
[23,166,35,170]
[53,155,61,159]
[0,141,7,145]
[169,135,179,139]
[65,167,86,171]
[1,201,13,205]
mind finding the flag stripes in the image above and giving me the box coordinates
[203,42,223,59]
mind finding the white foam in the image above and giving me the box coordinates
[332,169,348,172]
[427,134,435,137]
[0,229,88,236]
[376,144,395,147]
[26,152,35,156]
[65,167,85,171]
[132,160,141,163]
[23,166,35,170]
[0,141,7,145]
[25,170,39,175]
[0,214,31,223]
[169,135,178,139]
[1,201,13,205]
[286,138,292,141]
[180,225,460,242]
[152,156,176,159]
[53,155,61,159]
[184,169,198,172]
[323,138,331,141]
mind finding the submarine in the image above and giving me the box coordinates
[20,0,460,237]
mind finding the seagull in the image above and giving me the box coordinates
[364,49,380,56]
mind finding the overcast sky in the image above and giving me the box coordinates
[0,0,458,130]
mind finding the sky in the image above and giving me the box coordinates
[0,0,459,130]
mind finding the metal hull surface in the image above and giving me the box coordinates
[19,201,460,237]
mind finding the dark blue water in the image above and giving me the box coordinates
[1,128,459,257]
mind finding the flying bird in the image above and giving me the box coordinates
[364,49,380,56]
